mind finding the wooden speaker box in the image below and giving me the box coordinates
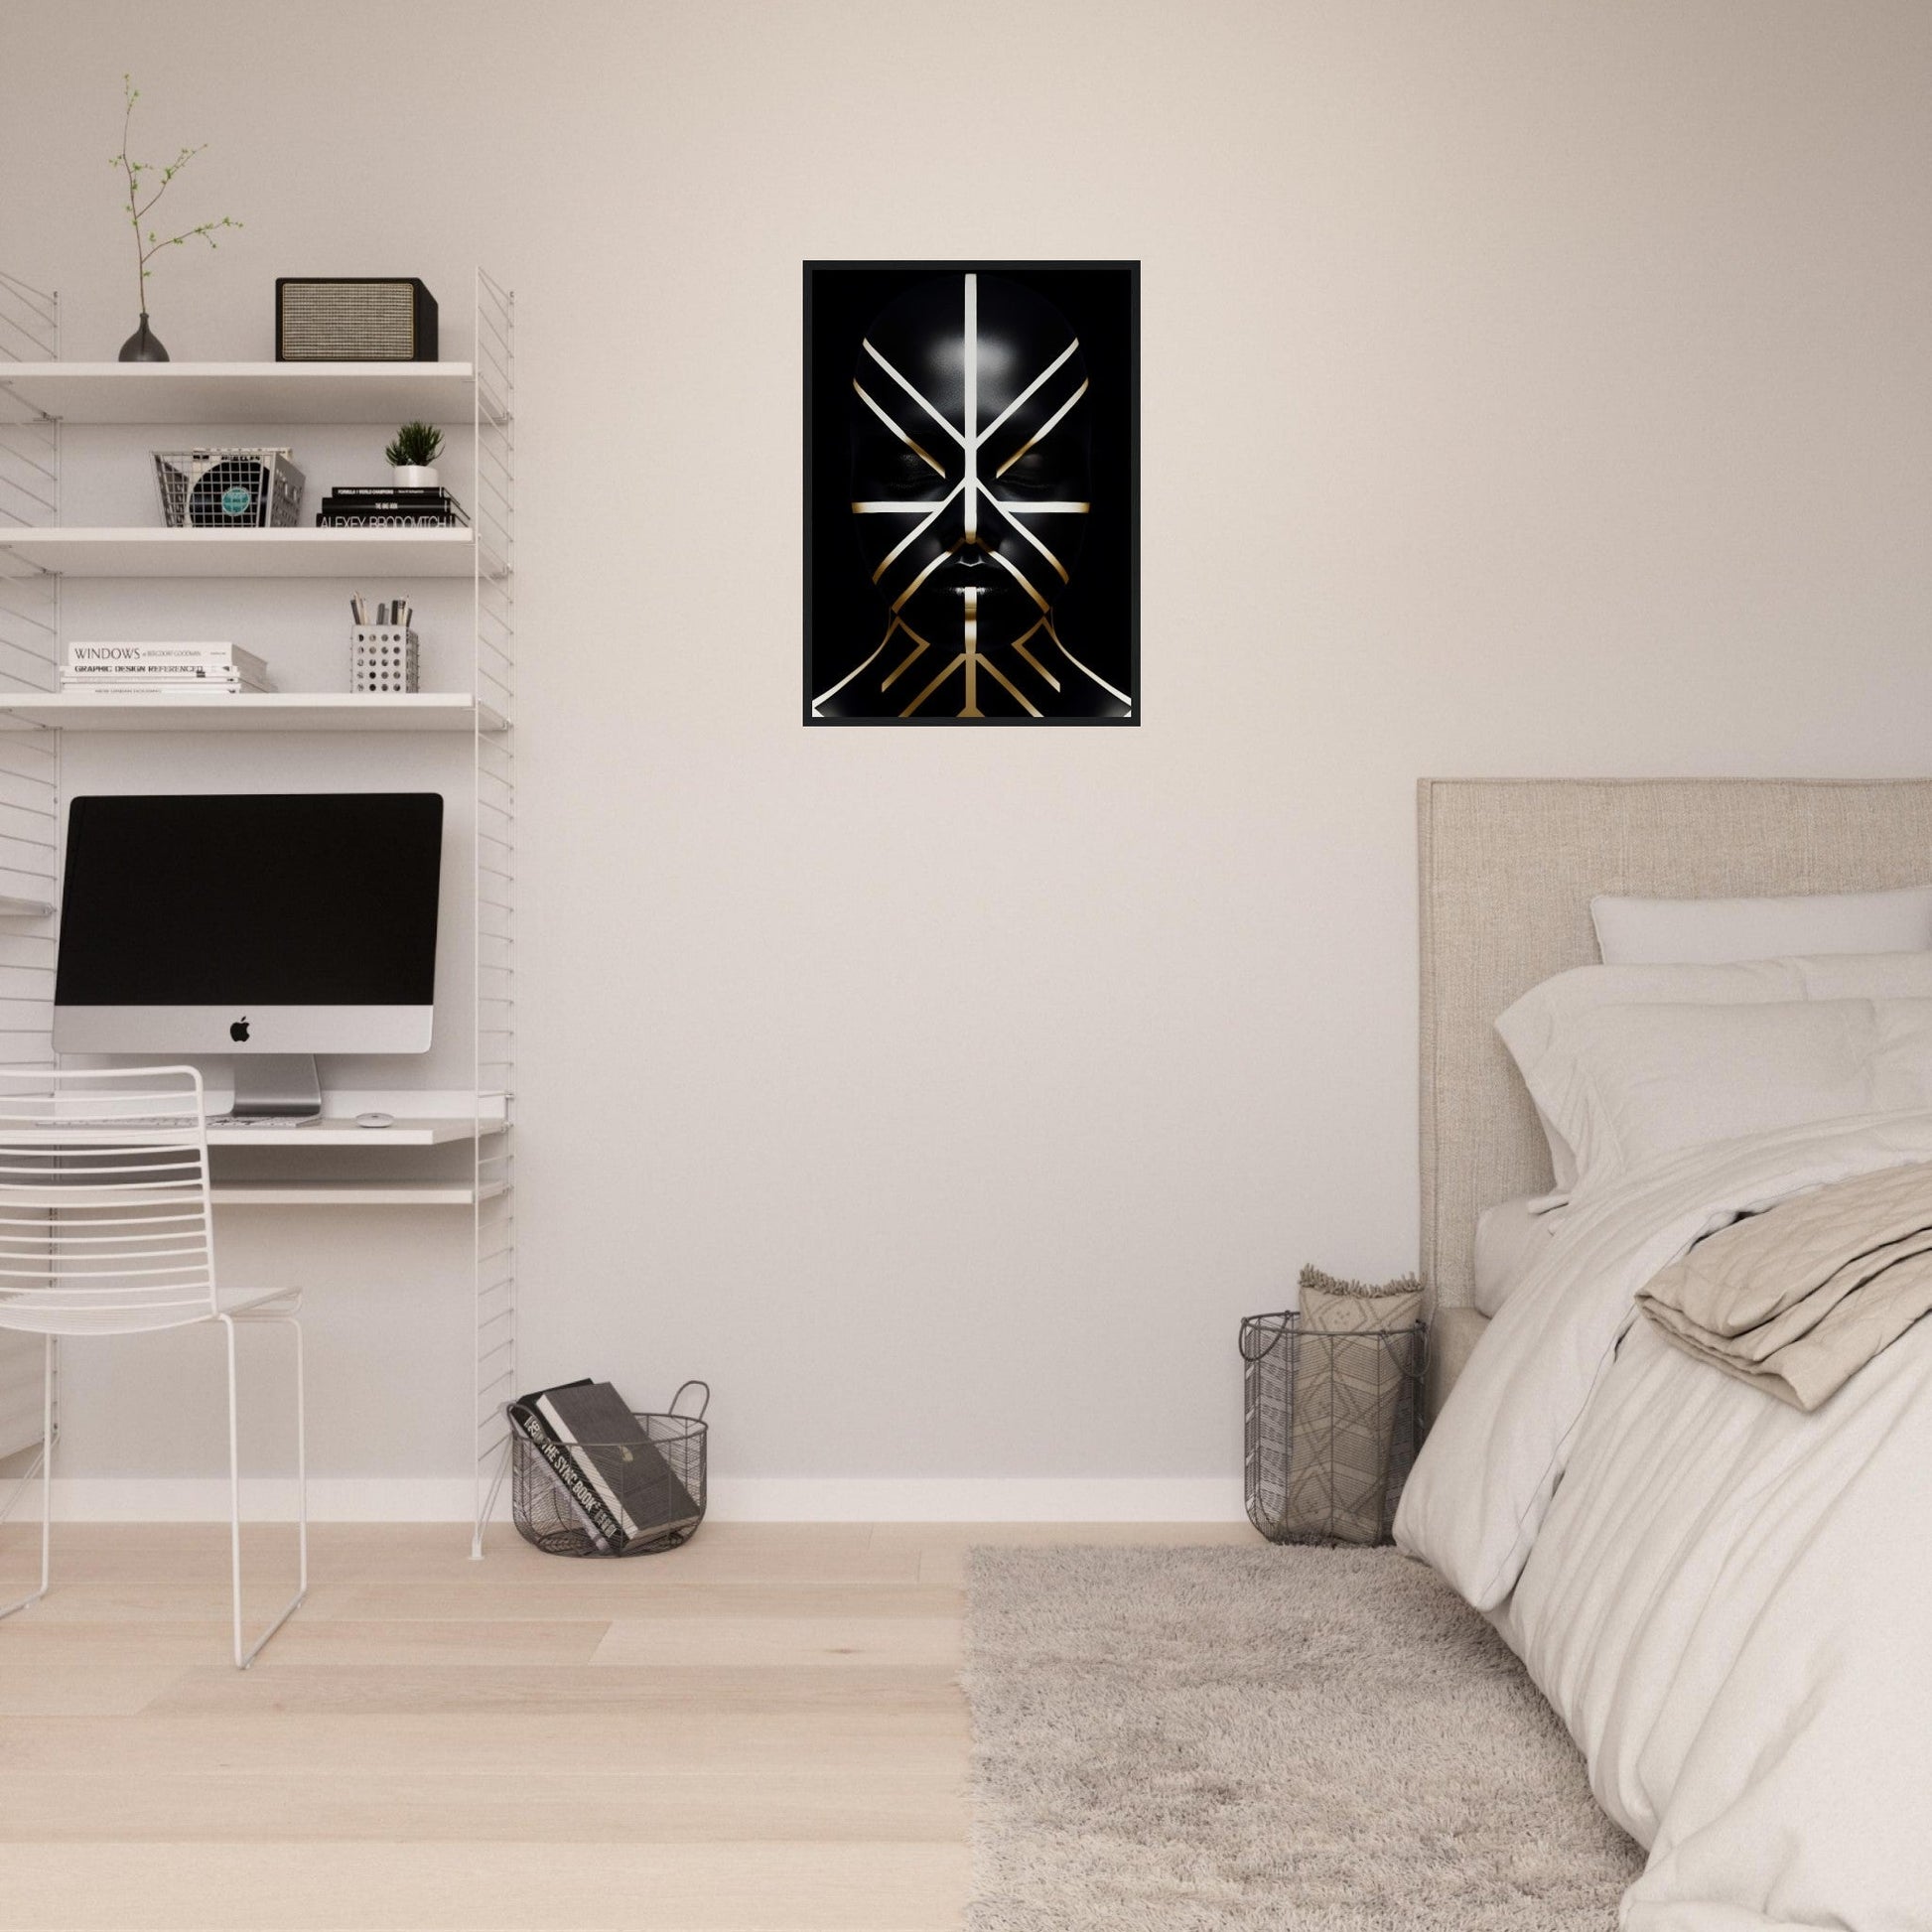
[275,278,439,361]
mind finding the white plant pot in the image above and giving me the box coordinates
[392,465,439,488]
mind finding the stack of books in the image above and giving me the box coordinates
[316,484,469,528]
[64,641,273,695]
[510,1379,704,1554]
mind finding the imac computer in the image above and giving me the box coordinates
[53,792,444,1120]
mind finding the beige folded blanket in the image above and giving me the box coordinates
[1638,1158,1932,1410]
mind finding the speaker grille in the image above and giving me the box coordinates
[277,281,434,360]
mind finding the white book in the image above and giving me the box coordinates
[68,642,269,682]
[60,677,269,695]
[63,661,270,682]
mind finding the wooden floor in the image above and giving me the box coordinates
[0,1519,1251,1931]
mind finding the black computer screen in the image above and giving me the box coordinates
[56,793,444,1007]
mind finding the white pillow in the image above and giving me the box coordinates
[1511,997,1932,1201]
[1590,885,1932,965]
[1496,952,1932,1194]
[1472,1195,1562,1316]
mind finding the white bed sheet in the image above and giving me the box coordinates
[1398,1113,1932,1930]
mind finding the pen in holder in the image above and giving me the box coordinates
[351,625,420,694]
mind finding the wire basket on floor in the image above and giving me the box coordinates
[1241,1311,1424,1547]
[508,1381,708,1558]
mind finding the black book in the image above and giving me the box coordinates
[509,1380,621,1550]
[322,502,466,518]
[317,510,469,527]
[532,1380,703,1551]
[326,484,461,501]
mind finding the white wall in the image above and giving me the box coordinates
[4,1,1930,1514]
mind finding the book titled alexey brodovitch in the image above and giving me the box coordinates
[317,484,469,529]
[510,1379,704,1555]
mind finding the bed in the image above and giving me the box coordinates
[1398,777,1932,1931]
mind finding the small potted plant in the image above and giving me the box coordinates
[385,421,444,488]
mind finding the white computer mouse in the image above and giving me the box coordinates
[355,1112,395,1130]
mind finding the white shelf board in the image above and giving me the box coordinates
[211,1179,506,1208]
[2,1117,484,1150]
[0,527,483,578]
[0,895,53,916]
[204,1117,482,1148]
[0,361,482,426]
[0,692,504,733]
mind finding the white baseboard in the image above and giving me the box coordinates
[708,1477,1247,1522]
[22,1475,1247,1525]
[37,1477,494,1523]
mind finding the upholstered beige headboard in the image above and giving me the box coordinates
[1419,777,1932,1311]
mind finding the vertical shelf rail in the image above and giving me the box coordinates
[471,269,516,1555]
[0,270,59,1469]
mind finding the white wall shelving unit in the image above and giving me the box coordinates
[0,267,518,1552]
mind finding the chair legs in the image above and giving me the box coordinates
[220,1311,308,1670]
[0,1335,53,1623]
[0,1319,306,1667]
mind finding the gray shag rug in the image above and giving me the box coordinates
[963,1545,1644,1930]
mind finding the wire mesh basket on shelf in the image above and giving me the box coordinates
[508,1381,708,1558]
[1241,1311,1424,1547]
[152,448,305,528]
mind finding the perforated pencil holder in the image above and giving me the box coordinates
[350,626,419,694]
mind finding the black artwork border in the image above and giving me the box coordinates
[802,259,1141,728]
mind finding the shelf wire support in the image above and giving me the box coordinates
[0,269,58,1490]
[471,267,516,1557]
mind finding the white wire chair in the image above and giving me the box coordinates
[0,1065,305,1668]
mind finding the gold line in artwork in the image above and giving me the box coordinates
[900,653,968,718]
[864,339,965,447]
[978,337,1080,446]
[812,617,901,712]
[995,378,1090,479]
[987,499,1090,513]
[891,541,963,614]
[871,483,963,583]
[852,499,956,512]
[1045,614,1132,709]
[988,547,1050,613]
[1009,620,1062,692]
[977,653,1042,718]
[961,585,982,718]
[880,620,936,691]
[852,380,945,475]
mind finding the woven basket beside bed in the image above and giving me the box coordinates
[1242,1268,1426,1547]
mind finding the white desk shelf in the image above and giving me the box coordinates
[206,1116,487,1149]
[0,526,486,579]
[0,360,486,426]
[0,266,518,1556]
[0,692,505,734]
[210,1179,509,1208]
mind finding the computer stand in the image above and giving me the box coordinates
[228,1055,323,1122]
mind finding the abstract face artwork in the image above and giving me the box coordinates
[805,262,1139,725]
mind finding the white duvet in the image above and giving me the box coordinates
[1396,1112,1932,1931]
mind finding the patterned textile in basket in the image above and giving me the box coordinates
[1242,1273,1425,1547]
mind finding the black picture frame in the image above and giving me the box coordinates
[803,260,1140,727]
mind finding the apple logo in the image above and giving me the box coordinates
[229,1017,250,1043]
